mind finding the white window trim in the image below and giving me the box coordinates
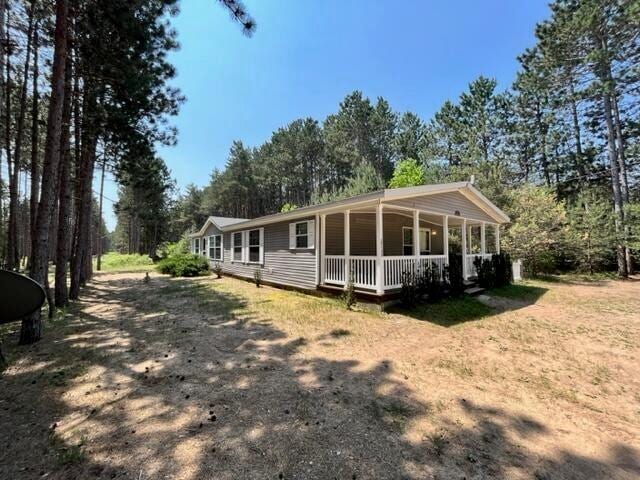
[208,234,223,261]
[232,232,243,263]
[402,226,432,255]
[245,228,264,265]
[289,220,314,250]
[402,226,413,256]
[419,227,432,255]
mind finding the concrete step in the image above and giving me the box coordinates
[464,286,485,296]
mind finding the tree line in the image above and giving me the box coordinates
[0,0,254,349]
[158,0,637,278]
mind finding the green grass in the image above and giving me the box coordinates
[534,271,619,283]
[96,252,154,272]
[489,283,548,301]
[392,297,493,326]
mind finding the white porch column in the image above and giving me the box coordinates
[495,224,500,254]
[481,222,486,255]
[320,214,326,285]
[412,209,420,257]
[443,215,449,262]
[375,203,384,294]
[344,210,350,287]
[461,218,468,280]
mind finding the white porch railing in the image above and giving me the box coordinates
[324,255,346,285]
[323,255,447,291]
[383,255,447,289]
[465,253,493,278]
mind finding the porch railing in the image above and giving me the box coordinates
[383,255,447,289]
[465,253,493,278]
[323,254,447,291]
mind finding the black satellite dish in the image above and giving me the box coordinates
[0,270,46,324]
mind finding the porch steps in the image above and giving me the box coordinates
[464,286,485,296]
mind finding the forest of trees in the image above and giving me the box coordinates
[0,0,254,349]
[154,0,638,278]
[0,0,638,349]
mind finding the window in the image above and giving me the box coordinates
[194,238,200,255]
[209,235,222,260]
[402,227,413,256]
[289,220,314,249]
[248,229,261,263]
[233,232,243,262]
[403,227,432,255]
[419,228,432,255]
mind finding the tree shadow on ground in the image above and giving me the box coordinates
[1,274,638,479]
[389,282,548,327]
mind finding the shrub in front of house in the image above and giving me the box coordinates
[400,270,420,307]
[156,253,210,277]
[342,273,356,309]
[474,253,513,288]
[447,254,465,297]
[212,262,223,278]
[253,268,262,287]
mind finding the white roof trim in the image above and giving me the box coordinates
[190,182,509,236]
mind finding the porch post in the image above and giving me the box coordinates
[495,224,500,254]
[375,203,384,295]
[481,222,486,255]
[320,214,326,285]
[412,209,420,257]
[344,210,350,287]
[461,218,468,280]
[443,215,449,265]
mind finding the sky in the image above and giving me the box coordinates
[100,0,551,230]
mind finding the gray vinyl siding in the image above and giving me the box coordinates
[324,212,443,256]
[220,216,317,289]
[385,191,497,223]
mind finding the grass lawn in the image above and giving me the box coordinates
[94,252,154,272]
[1,272,639,479]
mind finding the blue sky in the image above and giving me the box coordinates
[101,0,551,230]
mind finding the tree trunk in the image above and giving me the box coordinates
[29,20,40,261]
[5,8,16,270]
[601,91,627,278]
[20,0,69,345]
[0,0,6,260]
[69,96,97,299]
[54,46,74,307]
[12,3,35,266]
[96,157,106,271]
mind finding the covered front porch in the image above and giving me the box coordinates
[319,204,500,294]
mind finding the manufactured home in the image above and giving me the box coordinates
[189,182,509,296]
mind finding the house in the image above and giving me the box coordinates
[188,182,509,296]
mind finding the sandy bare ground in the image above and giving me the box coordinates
[1,272,639,479]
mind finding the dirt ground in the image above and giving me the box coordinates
[1,272,639,480]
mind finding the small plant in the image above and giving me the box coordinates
[428,430,447,457]
[253,267,262,287]
[342,273,356,309]
[492,252,512,286]
[212,262,223,278]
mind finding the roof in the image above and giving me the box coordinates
[190,182,509,236]
[189,216,248,237]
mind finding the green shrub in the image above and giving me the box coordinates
[253,268,262,287]
[400,270,420,307]
[492,253,512,287]
[446,254,465,297]
[342,274,356,309]
[423,263,446,303]
[156,253,210,277]
[212,262,223,278]
[158,237,190,259]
